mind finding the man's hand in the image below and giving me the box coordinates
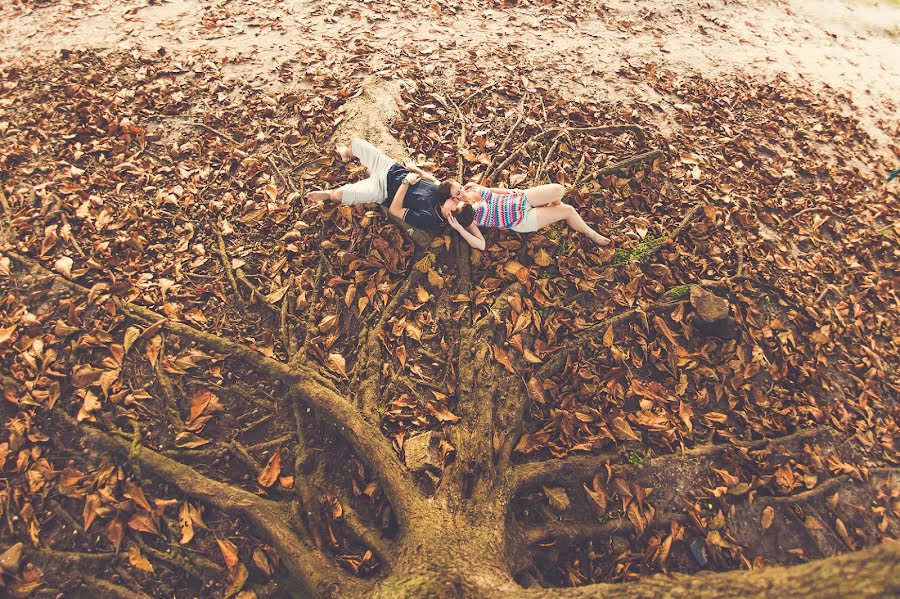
[404,173,421,186]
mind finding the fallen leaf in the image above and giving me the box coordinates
[542,486,570,512]
[258,450,282,488]
[127,544,154,573]
[217,537,239,569]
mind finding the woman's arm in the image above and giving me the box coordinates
[487,187,515,193]
[389,173,420,219]
[465,222,486,250]
[449,215,486,251]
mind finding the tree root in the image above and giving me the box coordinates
[136,536,222,580]
[575,149,664,187]
[489,125,646,183]
[761,468,899,505]
[79,575,154,599]
[518,540,900,599]
[484,95,527,182]
[508,426,835,494]
[522,513,689,546]
[214,227,244,306]
[156,335,185,430]
[57,409,367,597]
[30,547,117,563]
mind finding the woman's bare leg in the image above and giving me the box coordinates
[534,203,610,245]
[523,183,564,207]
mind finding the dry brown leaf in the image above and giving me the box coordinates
[127,544,154,573]
[542,486,570,512]
[217,537,239,569]
[609,416,640,442]
[761,506,775,530]
[257,450,282,488]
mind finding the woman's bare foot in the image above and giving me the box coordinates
[593,234,611,246]
[335,144,352,162]
[306,190,331,202]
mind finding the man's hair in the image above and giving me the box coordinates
[436,181,453,202]
[455,204,475,228]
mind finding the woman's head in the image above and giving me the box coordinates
[437,180,465,201]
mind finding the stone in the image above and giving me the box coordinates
[690,286,730,323]
[404,432,440,472]
[0,541,24,574]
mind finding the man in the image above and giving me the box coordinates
[306,137,485,249]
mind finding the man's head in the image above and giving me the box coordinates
[436,180,474,227]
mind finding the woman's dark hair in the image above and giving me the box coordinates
[456,204,475,228]
[436,181,453,202]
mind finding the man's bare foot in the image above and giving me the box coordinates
[335,144,352,162]
[307,190,331,202]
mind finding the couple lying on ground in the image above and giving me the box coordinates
[306,137,611,251]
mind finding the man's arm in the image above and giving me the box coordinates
[389,173,420,220]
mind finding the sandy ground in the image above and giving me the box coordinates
[1,0,898,149]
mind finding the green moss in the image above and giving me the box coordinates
[609,234,664,267]
[627,450,644,465]
[665,285,691,299]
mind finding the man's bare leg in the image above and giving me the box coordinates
[306,189,343,202]
[335,143,353,162]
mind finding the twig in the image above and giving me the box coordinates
[576,149,664,187]
[281,277,297,358]
[0,187,11,215]
[534,132,564,185]
[491,125,647,184]
[214,227,244,306]
[460,81,495,106]
[484,95,527,182]
[248,433,293,453]
[781,206,836,227]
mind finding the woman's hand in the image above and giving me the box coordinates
[403,173,421,186]
[447,213,464,231]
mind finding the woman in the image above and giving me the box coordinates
[439,181,611,248]
[306,138,480,243]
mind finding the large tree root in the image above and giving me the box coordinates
[59,410,370,598]
[508,426,835,493]
[4,249,420,534]
[517,540,899,599]
[522,513,689,546]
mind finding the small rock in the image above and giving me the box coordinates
[0,541,24,574]
[690,286,730,323]
[404,432,440,472]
